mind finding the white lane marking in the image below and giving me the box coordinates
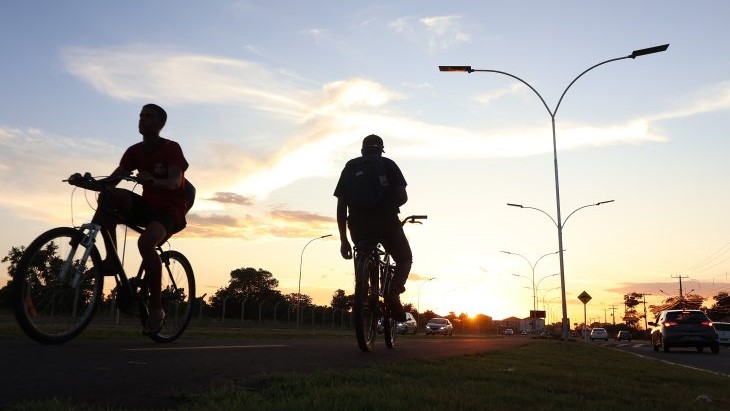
[122,344,288,351]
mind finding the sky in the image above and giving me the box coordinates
[2,1,730,325]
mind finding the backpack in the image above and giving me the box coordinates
[184,178,196,211]
[345,156,389,208]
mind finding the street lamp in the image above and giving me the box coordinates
[297,234,332,329]
[417,277,436,333]
[502,250,560,319]
[441,44,668,340]
[536,273,559,310]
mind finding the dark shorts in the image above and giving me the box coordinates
[120,192,184,235]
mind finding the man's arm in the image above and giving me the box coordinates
[138,165,183,190]
[68,165,129,190]
[394,186,408,207]
[336,197,352,259]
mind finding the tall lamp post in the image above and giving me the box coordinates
[440,44,668,340]
[297,234,332,329]
[417,277,436,333]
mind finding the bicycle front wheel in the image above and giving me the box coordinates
[14,227,104,344]
[383,316,396,349]
[142,250,195,343]
[354,255,378,352]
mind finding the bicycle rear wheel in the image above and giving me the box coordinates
[14,227,104,344]
[140,250,195,343]
[354,255,379,351]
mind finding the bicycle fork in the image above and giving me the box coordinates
[57,223,101,288]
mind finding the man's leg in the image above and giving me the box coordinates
[139,221,167,334]
[383,224,412,322]
[92,188,135,272]
[384,225,413,294]
[138,222,167,309]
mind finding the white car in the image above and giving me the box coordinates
[589,327,609,341]
[714,321,730,346]
[425,318,453,336]
[504,328,514,335]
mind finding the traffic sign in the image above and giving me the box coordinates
[577,291,592,304]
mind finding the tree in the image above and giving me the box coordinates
[622,292,643,329]
[403,302,414,314]
[0,246,25,308]
[284,292,312,311]
[330,289,352,311]
[210,267,283,319]
[2,242,98,312]
[706,292,730,321]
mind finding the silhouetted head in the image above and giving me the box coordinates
[361,134,385,156]
[139,104,167,136]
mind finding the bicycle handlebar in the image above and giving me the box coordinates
[401,215,427,226]
[64,172,138,190]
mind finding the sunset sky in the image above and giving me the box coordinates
[2,1,730,325]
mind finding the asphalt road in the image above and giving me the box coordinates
[0,336,527,409]
[588,339,730,375]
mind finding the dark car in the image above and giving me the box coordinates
[648,309,720,354]
[616,330,633,341]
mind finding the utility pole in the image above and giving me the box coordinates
[609,305,618,325]
[671,274,689,298]
[641,293,652,330]
[671,275,690,309]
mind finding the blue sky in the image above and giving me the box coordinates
[2,1,730,323]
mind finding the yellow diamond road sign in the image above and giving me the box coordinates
[577,291,592,304]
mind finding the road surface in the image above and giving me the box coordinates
[1,336,526,409]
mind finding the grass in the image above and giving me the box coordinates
[7,340,729,411]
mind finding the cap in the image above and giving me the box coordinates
[362,134,385,153]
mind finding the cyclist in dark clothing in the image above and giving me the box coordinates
[68,104,189,335]
[334,134,412,321]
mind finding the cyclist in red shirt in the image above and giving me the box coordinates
[69,104,189,335]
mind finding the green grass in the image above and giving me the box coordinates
[7,340,729,411]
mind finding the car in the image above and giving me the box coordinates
[396,312,417,334]
[648,309,720,354]
[589,327,609,341]
[504,328,514,335]
[425,318,453,336]
[616,330,633,341]
[712,321,730,347]
[521,330,528,335]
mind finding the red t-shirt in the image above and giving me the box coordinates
[120,138,189,225]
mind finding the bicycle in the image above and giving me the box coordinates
[13,173,195,344]
[352,214,427,352]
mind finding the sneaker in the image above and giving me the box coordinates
[143,308,165,335]
[385,295,407,322]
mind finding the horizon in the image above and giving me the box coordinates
[2,1,730,325]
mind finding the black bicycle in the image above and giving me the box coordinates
[13,173,195,344]
[353,214,427,352]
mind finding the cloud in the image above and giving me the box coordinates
[390,15,470,52]
[207,192,255,206]
[475,84,526,106]
[60,45,311,119]
[270,209,335,224]
[603,281,729,299]
[181,206,334,240]
[58,45,679,190]
[0,126,119,222]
